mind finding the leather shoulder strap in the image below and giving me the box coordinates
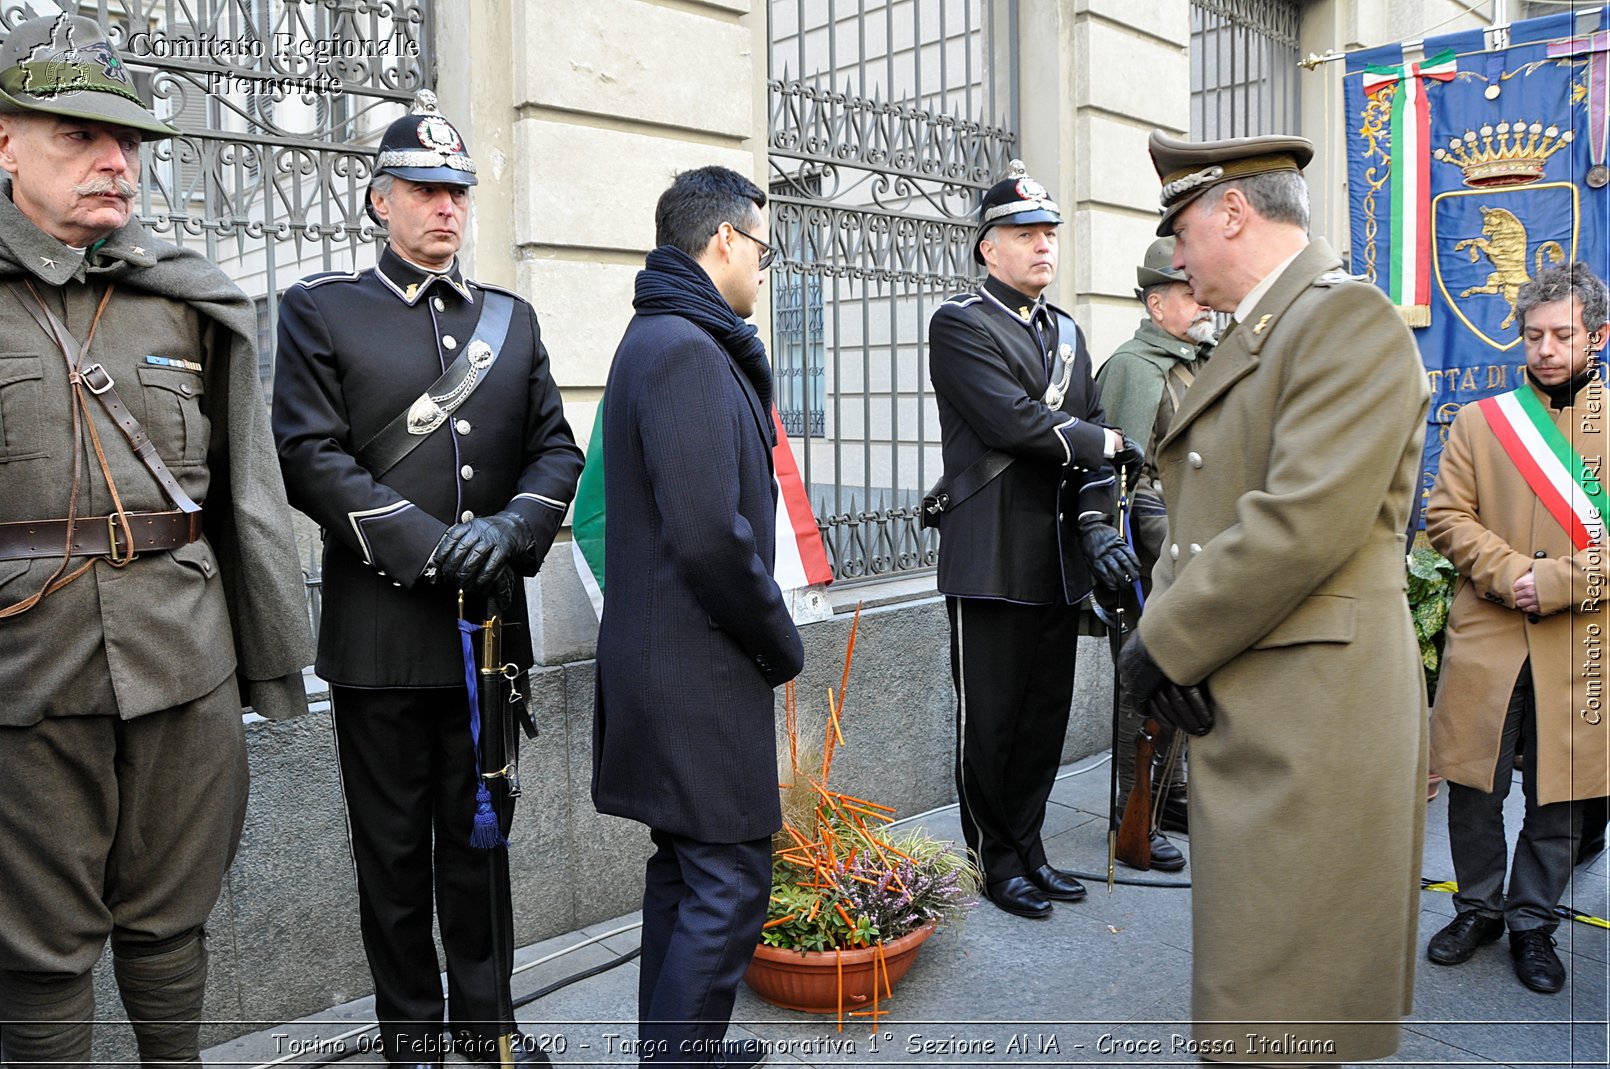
[7,281,199,515]
[355,289,518,478]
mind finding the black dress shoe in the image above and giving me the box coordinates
[1510,929,1565,993]
[1427,910,1504,965]
[1027,864,1087,901]
[1148,831,1186,871]
[986,875,1053,918]
[712,1038,768,1068]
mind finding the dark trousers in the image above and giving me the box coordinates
[1447,665,1585,931]
[637,830,771,1066]
[332,685,513,1062]
[948,596,1081,884]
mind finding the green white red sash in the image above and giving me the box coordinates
[1362,48,1457,326]
[1477,386,1606,549]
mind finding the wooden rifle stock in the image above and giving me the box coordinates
[1114,717,1159,870]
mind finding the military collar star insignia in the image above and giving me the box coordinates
[130,246,143,256]
[40,256,57,270]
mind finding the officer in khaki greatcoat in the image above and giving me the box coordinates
[1118,133,1429,1065]
[0,13,312,1065]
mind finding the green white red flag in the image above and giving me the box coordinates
[1363,47,1457,326]
[570,399,833,618]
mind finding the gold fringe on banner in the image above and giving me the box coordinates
[1397,305,1431,328]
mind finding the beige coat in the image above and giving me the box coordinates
[1138,239,1430,1063]
[1427,378,1610,805]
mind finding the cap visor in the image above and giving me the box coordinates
[385,165,478,187]
[0,87,177,140]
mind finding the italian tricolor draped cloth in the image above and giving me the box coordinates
[571,400,832,617]
[1362,47,1457,327]
[1477,385,1607,549]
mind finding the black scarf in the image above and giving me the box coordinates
[1528,364,1601,410]
[634,245,774,441]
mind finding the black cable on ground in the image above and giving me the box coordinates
[512,945,641,1009]
[277,947,644,1067]
[1062,870,1192,888]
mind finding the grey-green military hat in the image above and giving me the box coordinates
[1135,236,1187,298]
[1148,130,1313,236]
[0,14,176,140]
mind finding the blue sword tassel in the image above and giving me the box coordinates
[459,617,507,850]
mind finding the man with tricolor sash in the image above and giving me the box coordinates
[1426,261,1610,996]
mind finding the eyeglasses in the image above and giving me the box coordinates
[728,223,778,270]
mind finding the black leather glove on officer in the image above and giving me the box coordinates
[1077,517,1141,591]
[433,511,534,595]
[1112,436,1145,489]
[1117,631,1214,736]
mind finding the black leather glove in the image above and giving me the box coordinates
[1149,681,1215,737]
[1117,631,1167,709]
[1112,436,1145,482]
[1078,517,1141,591]
[433,511,533,594]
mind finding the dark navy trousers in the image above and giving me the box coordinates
[636,829,771,1065]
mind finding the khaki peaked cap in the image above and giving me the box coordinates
[1148,130,1313,236]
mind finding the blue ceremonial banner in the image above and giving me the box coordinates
[1345,6,1610,515]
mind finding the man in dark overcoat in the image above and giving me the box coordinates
[592,166,804,1067]
[273,92,582,1065]
[927,160,1141,919]
[0,13,312,1064]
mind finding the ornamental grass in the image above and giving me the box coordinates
[760,604,980,1029]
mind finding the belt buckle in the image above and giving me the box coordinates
[81,363,115,395]
[106,513,137,566]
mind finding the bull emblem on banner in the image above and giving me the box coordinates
[1453,206,1567,329]
[1431,120,1579,351]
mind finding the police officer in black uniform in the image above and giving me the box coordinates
[927,160,1140,919]
[272,91,583,1065]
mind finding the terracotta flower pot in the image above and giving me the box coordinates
[743,924,935,1013]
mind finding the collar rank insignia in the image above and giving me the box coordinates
[405,282,418,302]
[1252,313,1273,335]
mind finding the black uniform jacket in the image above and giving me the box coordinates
[273,246,583,687]
[591,309,804,844]
[928,275,1115,605]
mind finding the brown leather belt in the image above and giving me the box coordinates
[0,509,202,562]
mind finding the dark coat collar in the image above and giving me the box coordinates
[375,244,475,306]
[981,274,1048,322]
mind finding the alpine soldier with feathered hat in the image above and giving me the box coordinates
[927,160,1141,920]
[0,13,313,1063]
[273,92,583,1066]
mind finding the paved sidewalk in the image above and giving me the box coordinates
[206,751,1608,1069]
